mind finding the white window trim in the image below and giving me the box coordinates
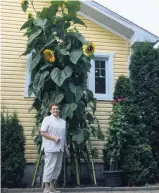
[89,52,114,101]
[24,52,34,98]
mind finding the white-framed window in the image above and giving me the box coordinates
[88,52,114,101]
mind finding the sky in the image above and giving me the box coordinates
[94,0,159,37]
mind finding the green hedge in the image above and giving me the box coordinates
[103,75,157,185]
[113,75,132,100]
[130,42,159,179]
[121,99,157,186]
[1,111,26,187]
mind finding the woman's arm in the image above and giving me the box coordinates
[40,117,60,143]
[41,131,60,143]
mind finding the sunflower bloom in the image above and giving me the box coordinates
[27,12,32,19]
[43,49,56,63]
[21,0,26,5]
[83,42,95,56]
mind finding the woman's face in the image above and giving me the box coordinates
[50,105,60,117]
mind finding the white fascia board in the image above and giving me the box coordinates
[154,41,159,49]
[81,1,158,44]
[78,11,130,42]
[81,1,134,30]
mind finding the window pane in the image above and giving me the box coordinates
[95,77,106,94]
[101,69,105,77]
[95,60,100,68]
[95,59,106,94]
[95,69,100,76]
[101,61,105,69]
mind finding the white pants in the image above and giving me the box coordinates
[43,152,63,183]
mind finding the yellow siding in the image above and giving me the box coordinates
[1,0,130,163]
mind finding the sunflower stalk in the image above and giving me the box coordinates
[86,140,97,185]
[73,143,80,186]
[20,0,103,187]
[63,152,66,187]
[31,147,43,187]
[43,29,47,43]
[29,0,36,13]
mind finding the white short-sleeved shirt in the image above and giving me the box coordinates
[40,115,66,153]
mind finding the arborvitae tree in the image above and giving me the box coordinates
[130,42,159,179]
[1,111,26,187]
[103,75,157,185]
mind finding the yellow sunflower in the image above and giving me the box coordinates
[43,49,56,63]
[83,42,95,56]
[27,12,32,19]
[21,0,26,5]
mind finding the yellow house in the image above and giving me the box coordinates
[1,0,158,183]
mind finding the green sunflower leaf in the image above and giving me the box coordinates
[33,72,41,90]
[51,66,73,87]
[69,82,76,93]
[34,17,48,30]
[40,63,52,71]
[48,5,58,20]
[36,71,49,92]
[74,33,86,43]
[30,53,41,71]
[72,131,85,144]
[20,18,33,31]
[40,7,49,18]
[50,91,64,104]
[72,17,87,28]
[69,49,82,64]
[60,49,69,55]
[69,82,84,102]
[61,103,77,118]
[28,29,42,45]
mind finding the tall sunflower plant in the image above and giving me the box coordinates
[21,0,104,186]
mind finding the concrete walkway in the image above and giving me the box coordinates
[2,186,159,193]
[3,191,159,193]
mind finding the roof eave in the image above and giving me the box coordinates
[80,1,159,45]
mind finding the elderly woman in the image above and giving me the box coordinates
[41,104,68,193]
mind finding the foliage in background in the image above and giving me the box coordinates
[130,42,159,177]
[103,98,128,171]
[121,99,157,186]
[1,110,26,187]
[103,76,130,170]
[113,75,132,100]
[21,0,104,185]
[103,75,157,185]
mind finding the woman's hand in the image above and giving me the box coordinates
[53,136,60,143]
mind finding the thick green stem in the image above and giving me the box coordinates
[73,143,80,186]
[87,140,97,185]
[31,147,43,187]
[63,152,66,187]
